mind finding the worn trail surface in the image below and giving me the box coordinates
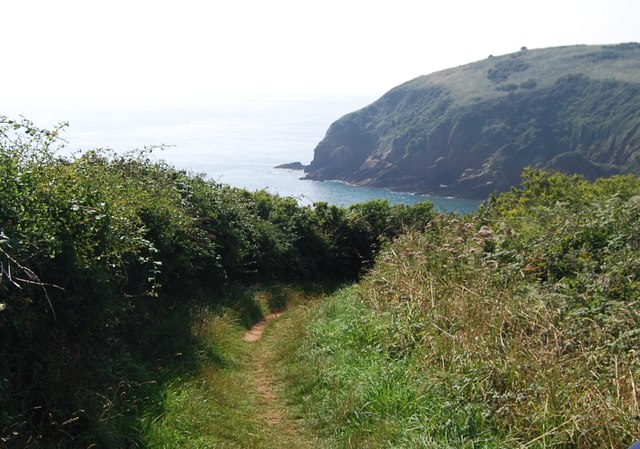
[243,313,291,429]
[242,313,283,343]
[242,312,319,449]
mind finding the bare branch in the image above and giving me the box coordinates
[0,246,63,320]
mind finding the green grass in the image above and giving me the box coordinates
[282,287,515,448]
[138,284,331,449]
[6,119,637,448]
[2,117,441,447]
[280,174,640,448]
[284,275,638,448]
[95,170,640,449]
[140,309,260,448]
[88,174,640,449]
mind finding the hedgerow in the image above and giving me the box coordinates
[0,116,435,448]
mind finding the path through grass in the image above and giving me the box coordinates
[139,285,329,449]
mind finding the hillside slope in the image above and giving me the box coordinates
[304,43,640,198]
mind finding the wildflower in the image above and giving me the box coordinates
[477,225,492,238]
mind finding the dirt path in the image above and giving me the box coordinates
[239,303,326,449]
[242,313,283,342]
[242,313,300,437]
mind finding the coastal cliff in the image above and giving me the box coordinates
[304,43,640,198]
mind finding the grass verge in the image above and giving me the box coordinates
[282,286,514,449]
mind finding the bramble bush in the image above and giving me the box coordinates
[0,116,436,447]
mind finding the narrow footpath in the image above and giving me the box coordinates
[241,310,324,449]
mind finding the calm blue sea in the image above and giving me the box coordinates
[5,96,482,214]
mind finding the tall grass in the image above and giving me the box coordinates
[287,172,640,448]
[286,287,515,448]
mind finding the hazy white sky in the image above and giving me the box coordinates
[2,0,639,103]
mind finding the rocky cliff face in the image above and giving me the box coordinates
[304,44,640,199]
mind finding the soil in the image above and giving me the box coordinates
[242,313,283,343]
[243,313,298,434]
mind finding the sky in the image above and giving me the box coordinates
[1,0,639,105]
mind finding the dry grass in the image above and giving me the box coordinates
[355,213,639,448]
[285,197,639,447]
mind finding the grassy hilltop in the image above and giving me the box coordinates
[304,43,640,199]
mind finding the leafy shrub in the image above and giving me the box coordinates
[0,116,438,447]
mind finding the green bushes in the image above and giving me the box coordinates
[0,116,436,447]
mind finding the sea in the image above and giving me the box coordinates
[4,95,482,214]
